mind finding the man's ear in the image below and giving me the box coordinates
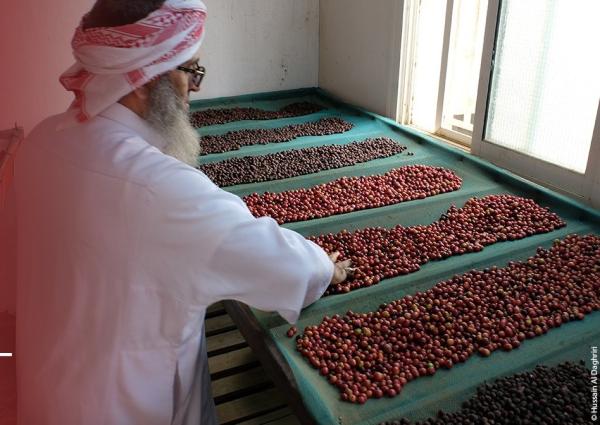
[119,79,157,118]
[132,81,154,101]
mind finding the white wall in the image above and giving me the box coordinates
[319,0,404,118]
[193,0,319,101]
[0,0,319,133]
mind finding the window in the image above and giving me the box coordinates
[399,0,600,206]
[441,0,487,141]
[484,1,600,173]
[400,0,488,146]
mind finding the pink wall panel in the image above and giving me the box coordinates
[0,1,94,134]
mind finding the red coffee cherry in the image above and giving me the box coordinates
[297,234,599,404]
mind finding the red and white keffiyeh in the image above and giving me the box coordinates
[59,0,207,128]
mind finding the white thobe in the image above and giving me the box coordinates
[15,103,333,425]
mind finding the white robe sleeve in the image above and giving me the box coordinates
[141,160,334,323]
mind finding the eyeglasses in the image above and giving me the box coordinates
[176,63,206,87]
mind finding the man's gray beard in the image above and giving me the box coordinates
[145,75,200,167]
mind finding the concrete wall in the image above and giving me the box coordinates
[0,0,404,133]
[0,0,319,134]
[194,0,319,101]
[319,0,404,118]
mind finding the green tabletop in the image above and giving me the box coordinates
[193,88,600,425]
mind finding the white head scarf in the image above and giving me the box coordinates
[59,0,207,128]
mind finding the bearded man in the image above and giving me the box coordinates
[14,1,350,424]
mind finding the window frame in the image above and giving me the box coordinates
[399,0,481,148]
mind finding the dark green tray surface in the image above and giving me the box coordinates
[192,88,600,425]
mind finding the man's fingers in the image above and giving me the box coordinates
[329,253,357,285]
[329,251,340,262]
[344,267,357,277]
[337,259,352,269]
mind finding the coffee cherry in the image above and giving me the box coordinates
[200,138,406,187]
[199,117,353,154]
[308,195,565,295]
[297,234,598,404]
[245,165,462,224]
[190,102,325,127]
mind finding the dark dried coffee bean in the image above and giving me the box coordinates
[199,117,353,154]
[379,362,592,424]
[200,138,406,186]
[190,102,325,127]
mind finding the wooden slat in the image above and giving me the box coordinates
[207,329,246,354]
[211,367,271,399]
[208,346,257,376]
[205,314,235,335]
[265,414,302,425]
[205,310,299,424]
[216,387,287,424]
[265,414,300,425]
[237,407,299,425]
[206,302,226,317]
[224,301,316,425]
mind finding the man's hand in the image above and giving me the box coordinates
[329,252,355,285]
